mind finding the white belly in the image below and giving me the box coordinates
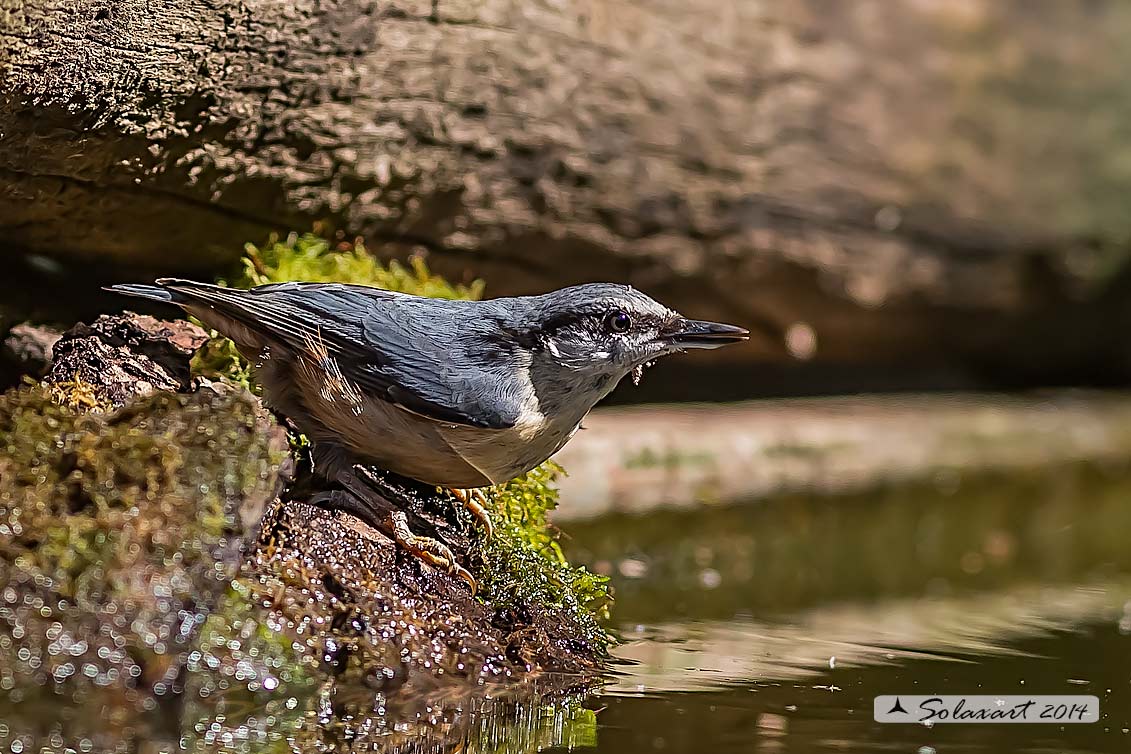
[287,346,591,488]
[305,391,579,488]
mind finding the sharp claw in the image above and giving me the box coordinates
[469,501,494,539]
[420,545,455,571]
[452,564,477,596]
[386,511,478,594]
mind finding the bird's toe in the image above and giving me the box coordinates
[387,510,478,594]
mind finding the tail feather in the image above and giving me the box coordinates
[104,283,178,304]
[106,279,288,354]
[106,278,232,307]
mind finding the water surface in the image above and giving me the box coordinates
[562,463,1131,754]
[8,463,1131,753]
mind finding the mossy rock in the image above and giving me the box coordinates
[0,385,288,746]
[0,235,614,752]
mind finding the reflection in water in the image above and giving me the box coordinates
[564,463,1131,621]
[566,463,1131,754]
[181,679,600,754]
[595,624,1131,754]
[6,464,1131,752]
[609,579,1131,693]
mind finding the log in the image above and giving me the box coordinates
[4,1,1131,378]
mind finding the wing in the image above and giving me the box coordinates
[158,279,522,430]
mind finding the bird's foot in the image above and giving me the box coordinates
[387,510,477,595]
[307,463,478,595]
[447,487,494,538]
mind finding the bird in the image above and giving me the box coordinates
[109,278,750,589]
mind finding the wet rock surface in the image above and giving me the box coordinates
[0,314,611,752]
[251,496,605,680]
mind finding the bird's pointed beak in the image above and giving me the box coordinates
[663,318,750,349]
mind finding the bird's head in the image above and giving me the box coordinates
[525,283,749,387]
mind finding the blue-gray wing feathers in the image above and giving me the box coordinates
[150,279,522,430]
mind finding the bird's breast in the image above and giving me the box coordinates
[440,409,582,485]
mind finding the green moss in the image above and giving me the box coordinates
[191,336,256,391]
[191,233,614,651]
[477,464,613,635]
[0,385,289,739]
[0,387,275,587]
[44,377,115,412]
[235,232,484,299]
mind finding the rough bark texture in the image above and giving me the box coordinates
[44,312,208,407]
[5,1,1131,377]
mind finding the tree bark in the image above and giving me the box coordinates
[4,0,1131,377]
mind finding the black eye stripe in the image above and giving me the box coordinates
[535,304,661,339]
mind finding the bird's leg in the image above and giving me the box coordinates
[307,488,392,534]
[306,450,478,594]
[326,465,398,532]
[309,483,478,595]
[341,467,480,593]
[447,488,494,537]
[387,510,476,595]
[310,489,478,595]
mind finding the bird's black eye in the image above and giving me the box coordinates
[605,310,631,333]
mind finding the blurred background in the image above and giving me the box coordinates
[4,1,1131,752]
[10,1,1131,398]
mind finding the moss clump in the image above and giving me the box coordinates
[236,232,485,299]
[0,385,289,744]
[44,376,115,412]
[191,336,256,392]
[477,465,613,646]
[192,233,614,651]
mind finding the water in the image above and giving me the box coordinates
[7,462,1131,753]
[591,604,1131,753]
[560,463,1131,754]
